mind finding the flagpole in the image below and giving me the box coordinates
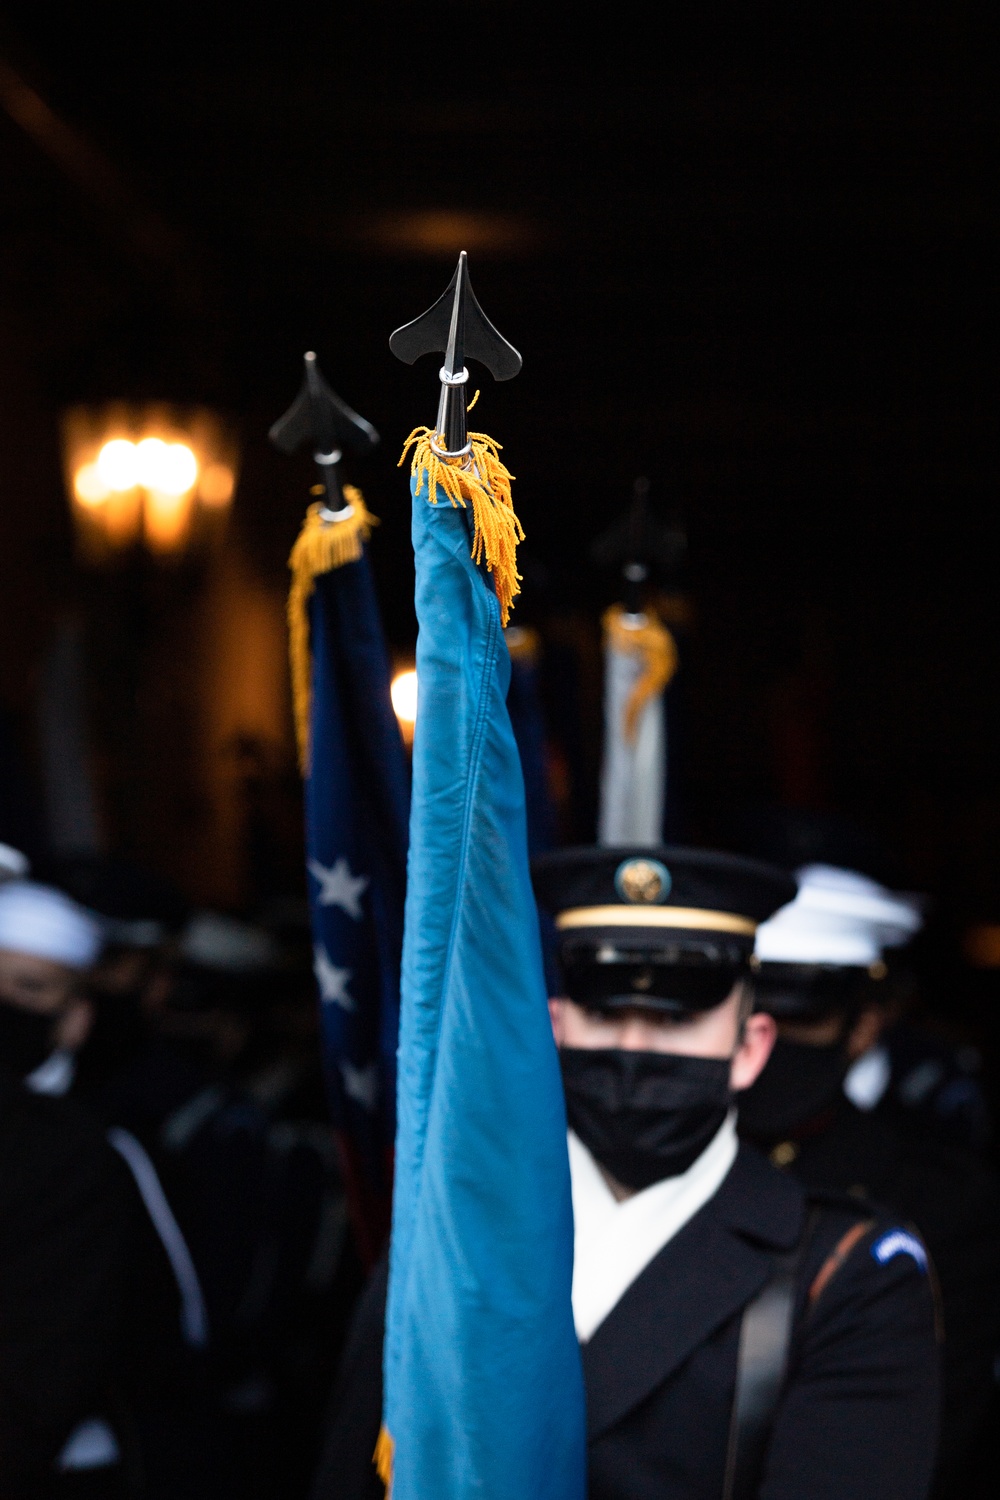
[273,355,409,1267]
[380,254,586,1500]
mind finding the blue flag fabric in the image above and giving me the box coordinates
[305,553,409,1257]
[382,475,586,1499]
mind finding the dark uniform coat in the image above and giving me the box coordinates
[0,1066,133,1498]
[748,1099,1000,1495]
[312,1144,939,1500]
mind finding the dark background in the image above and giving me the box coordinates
[1,2,998,920]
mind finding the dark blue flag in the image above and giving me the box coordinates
[503,625,556,858]
[504,624,560,993]
[290,500,410,1262]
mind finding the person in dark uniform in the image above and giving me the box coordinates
[738,863,1000,1498]
[0,876,225,1498]
[312,847,940,1500]
[51,856,210,1142]
[0,1067,136,1500]
[0,880,135,1498]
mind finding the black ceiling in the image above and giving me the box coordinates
[1,1,998,890]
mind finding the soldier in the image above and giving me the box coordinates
[0,880,132,1497]
[739,863,1000,1497]
[313,847,940,1500]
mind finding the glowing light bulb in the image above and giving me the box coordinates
[162,442,198,495]
[135,437,168,488]
[390,669,418,727]
[74,463,110,507]
[96,439,138,491]
[63,404,236,559]
[135,437,197,495]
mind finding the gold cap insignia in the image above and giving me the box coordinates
[615,858,671,906]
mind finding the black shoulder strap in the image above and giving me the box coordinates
[722,1211,818,1500]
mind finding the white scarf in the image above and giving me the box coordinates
[570,1111,738,1342]
[25,1047,76,1096]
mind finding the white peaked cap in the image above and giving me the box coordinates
[179,911,279,975]
[0,880,103,968]
[754,864,923,967]
[0,843,30,880]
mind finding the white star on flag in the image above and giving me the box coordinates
[308,857,369,920]
[341,1061,379,1113]
[313,945,355,1010]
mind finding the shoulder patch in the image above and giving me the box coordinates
[871,1229,928,1272]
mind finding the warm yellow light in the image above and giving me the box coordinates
[163,442,198,494]
[135,437,197,495]
[199,462,235,506]
[390,669,418,726]
[135,437,167,488]
[104,490,143,547]
[74,463,110,507]
[144,487,193,552]
[362,210,540,257]
[62,403,237,562]
[97,439,138,491]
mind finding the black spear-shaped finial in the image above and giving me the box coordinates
[591,477,688,614]
[268,351,379,513]
[389,251,522,459]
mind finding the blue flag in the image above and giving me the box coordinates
[302,537,410,1262]
[380,476,586,1499]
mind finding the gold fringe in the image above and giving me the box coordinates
[398,427,523,626]
[603,603,678,743]
[287,487,378,772]
[374,1425,395,1494]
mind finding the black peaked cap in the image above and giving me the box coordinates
[532,846,796,927]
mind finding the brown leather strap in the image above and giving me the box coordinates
[807,1219,873,1309]
[723,1211,877,1500]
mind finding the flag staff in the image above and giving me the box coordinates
[269,349,378,515]
[273,355,409,1268]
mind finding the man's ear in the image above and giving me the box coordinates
[55,996,94,1053]
[548,997,567,1046]
[730,1010,777,1092]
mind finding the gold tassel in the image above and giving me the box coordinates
[287,486,378,773]
[374,1425,395,1495]
[603,603,679,743]
[398,427,523,626]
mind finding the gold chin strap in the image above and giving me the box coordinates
[555,905,757,937]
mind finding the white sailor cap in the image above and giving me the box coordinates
[0,843,30,881]
[0,880,103,968]
[754,864,923,968]
[178,911,279,975]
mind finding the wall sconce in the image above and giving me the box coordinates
[61,403,238,561]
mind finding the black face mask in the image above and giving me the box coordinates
[77,993,149,1084]
[0,1001,56,1079]
[737,1035,849,1143]
[560,1048,732,1191]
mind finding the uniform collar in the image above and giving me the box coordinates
[711,1138,804,1249]
[571,1112,739,1342]
[581,1144,805,1439]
